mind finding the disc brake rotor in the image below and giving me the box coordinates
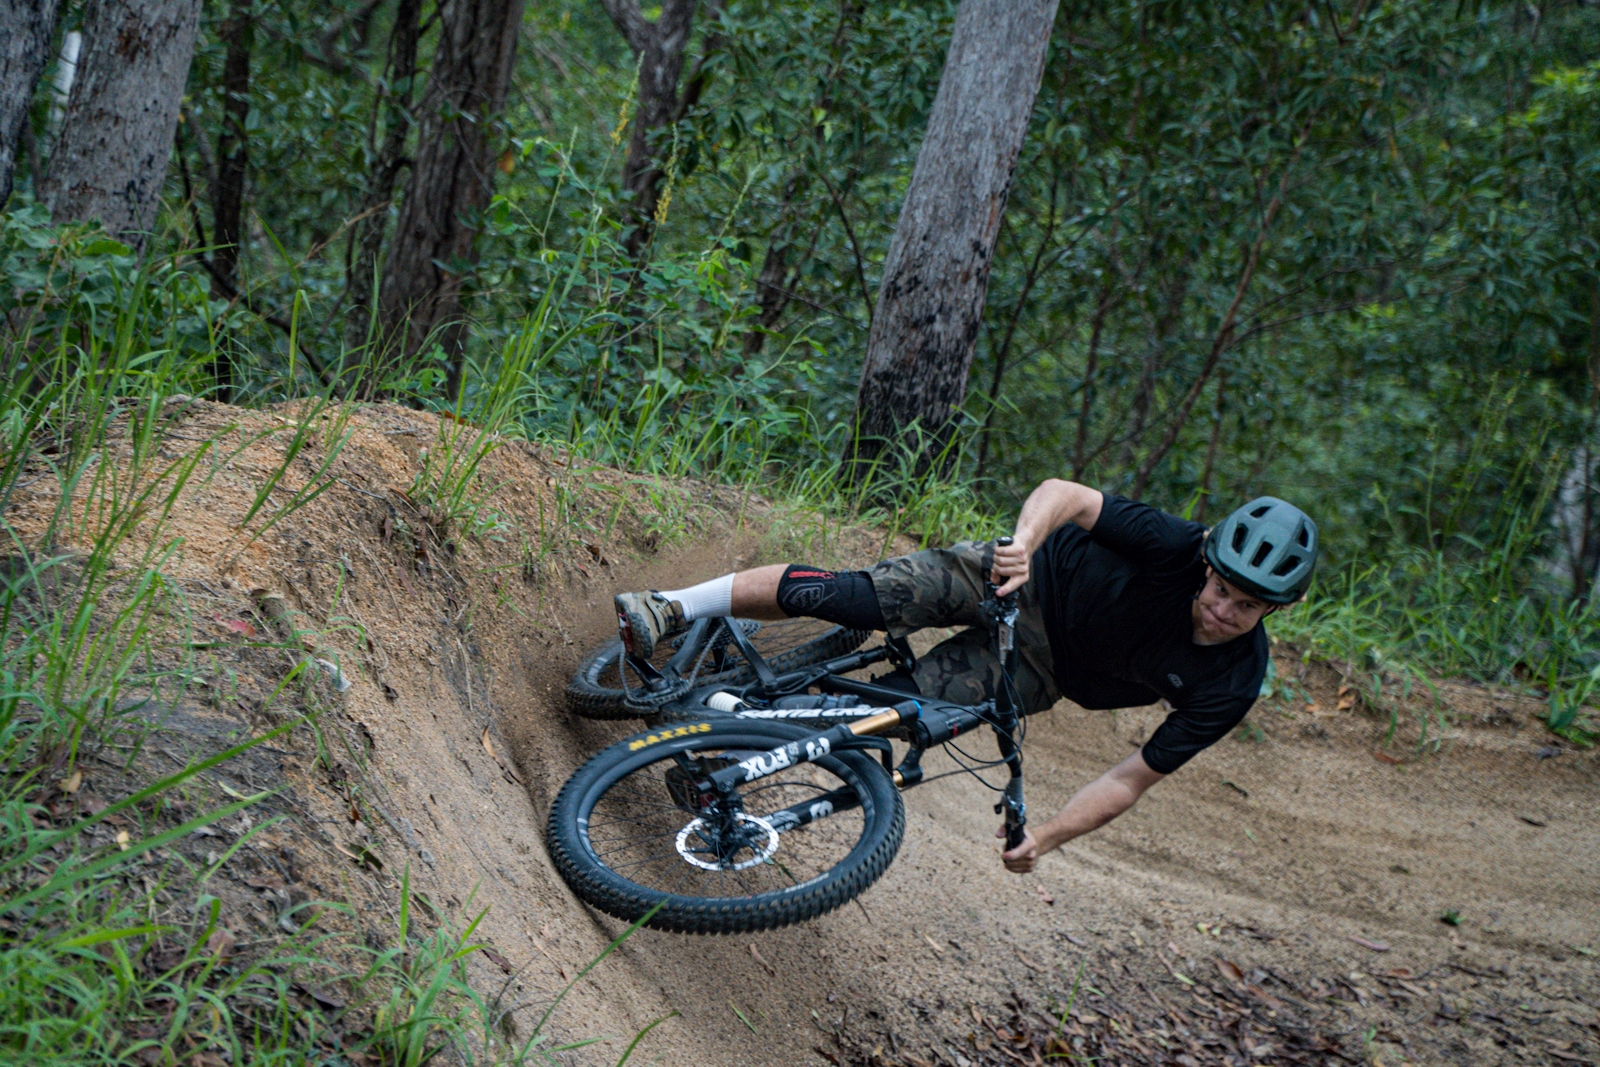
[675,813,780,871]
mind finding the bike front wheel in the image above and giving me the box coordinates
[546,719,903,933]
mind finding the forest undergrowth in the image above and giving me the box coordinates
[1,190,1596,1065]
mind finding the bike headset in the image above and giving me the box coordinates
[1202,496,1319,605]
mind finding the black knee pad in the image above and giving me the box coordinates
[775,565,887,632]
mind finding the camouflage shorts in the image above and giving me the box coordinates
[867,541,1059,715]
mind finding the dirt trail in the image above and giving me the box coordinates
[18,399,1598,1067]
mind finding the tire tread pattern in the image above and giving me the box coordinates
[546,723,903,934]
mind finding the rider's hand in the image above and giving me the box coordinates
[996,824,1039,873]
[991,536,1031,597]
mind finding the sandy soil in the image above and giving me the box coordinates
[14,399,1598,1067]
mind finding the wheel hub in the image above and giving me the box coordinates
[675,812,780,871]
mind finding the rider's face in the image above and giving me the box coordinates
[1192,568,1270,644]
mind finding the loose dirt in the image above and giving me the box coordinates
[16,399,1598,1066]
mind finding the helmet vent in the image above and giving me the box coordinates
[1250,505,1272,518]
[1297,528,1311,547]
[1249,541,1274,568]
[1231,526,1249,552]
[1271,554,1302,577]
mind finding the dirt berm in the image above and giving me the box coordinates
[21,399,1600,1066]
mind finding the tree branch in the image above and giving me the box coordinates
[818,167,875,327]
[1132,159,1295,498]
[599,0,651,53]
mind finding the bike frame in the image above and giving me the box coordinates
[621,538,1030,849]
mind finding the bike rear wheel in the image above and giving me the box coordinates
[565,619,869,720]
[546,719,903,933]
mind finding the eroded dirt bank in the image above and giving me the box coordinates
[16,398,1598,1067]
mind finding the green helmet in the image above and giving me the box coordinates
[1202,497,1318,605]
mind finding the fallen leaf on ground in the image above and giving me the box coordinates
[224,619,258,638]
[206,929,235,959]
[1373,750,1401,765]
[1518,814,1548,826]
[1016,949,1045,972]
[1216,959,1244,982]
[1247,984,1286,1010]
[750,943,775,974]
[483,948,515,975]
[1221,779,1249,797]
[1350,936,1390,952]
[58,769,82,794]
[1034,884,1054,906]
[115,829,130,850]
[1337,694,1356,711]
[923,934,944,957]
[480,727,524,784]
[1338,684,1352,697]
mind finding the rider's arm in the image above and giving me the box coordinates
[997,750,1165,873]
[993,479,1104,595]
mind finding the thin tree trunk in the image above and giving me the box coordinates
[0,0,64,208]
[209,0,250,400]
[344,0,421,372]
[1118,261,1188,469]
[848,0,1059,479]
[743,169,811,357]
[42,0,202,253]
[976,171,1062,478]
[378,0,524,401]
[1071,272,1116,479]
[1131,168,1291,499]
[1194,370,1226,523]
[600,0,722,262]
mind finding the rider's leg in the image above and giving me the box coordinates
[656,564,866,622]
[615,564,886,656]
[911,626,1059,712]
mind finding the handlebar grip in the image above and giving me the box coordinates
[997,535,1014,548]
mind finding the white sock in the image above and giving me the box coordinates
[660,573,735,622]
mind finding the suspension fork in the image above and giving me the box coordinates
[984,537,1027,851]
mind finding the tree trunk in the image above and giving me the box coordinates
[209,0,250,400]
[344,0,421,369]
[0,0,64,208]
[743,170,813,356]
[42,0,201,252]
[211,0,249,288]
[600,0,723,262]
[377,0,524,400]
[847,0,1058,479]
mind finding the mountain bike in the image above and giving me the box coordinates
[546,539,1033,934]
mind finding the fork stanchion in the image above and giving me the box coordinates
[985,536,1028,852]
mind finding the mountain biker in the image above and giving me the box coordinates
[611,480,1317,875]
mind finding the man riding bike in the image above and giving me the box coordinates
[611,480,1317,874]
